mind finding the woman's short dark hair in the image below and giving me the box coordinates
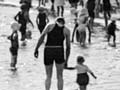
[56,17,65,24]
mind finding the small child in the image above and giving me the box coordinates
[107,18,116,47]
[36,7,49,34]
[67,56,97,90]
[8,22,20,71]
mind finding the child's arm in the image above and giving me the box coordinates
[65,67,76,70]
[86,66,97,79]
[89,71,97,79]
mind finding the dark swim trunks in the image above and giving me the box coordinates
[44,47,65,65]
[76,73,89,85]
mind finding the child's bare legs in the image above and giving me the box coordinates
[80,85,87,90]
[11,55,17,69]
[107,34,111,44]
[113,34,116,46]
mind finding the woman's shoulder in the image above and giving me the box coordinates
[45,24,55,32]
[63,26,70,36]
[47,23,55,28]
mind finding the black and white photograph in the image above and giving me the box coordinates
[0,0,120,90]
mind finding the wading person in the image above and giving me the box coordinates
[8,22,20,71]
[14,5,34,44]
[14,5,27,41]
[34,17,71,90]
[66,56,97,90]
[72,8,91,44]
[36,7,49,34]
[107,18,117,47]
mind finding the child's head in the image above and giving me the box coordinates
[11,22,20,32]
[20,4,27,11]
[111,17,116,24]
[77,56,85,64]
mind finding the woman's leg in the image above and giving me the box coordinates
[11,55,17,68]
[56,63,64,90]
[45,65,53,90]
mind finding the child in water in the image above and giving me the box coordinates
[67,56,97,90]
[8,22,20,71]
[107,18,117,47]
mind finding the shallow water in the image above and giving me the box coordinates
[0,4,120,90]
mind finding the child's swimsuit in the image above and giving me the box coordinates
[76,64,91,85]
[9,31,19,56]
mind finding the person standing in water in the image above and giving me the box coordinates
[36,7,49,34]
[14,4,34,44]
[66,56,97,90]
[8,22,20,71]
[34,17,71,90]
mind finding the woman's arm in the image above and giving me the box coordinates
[64,27,71,68]
[14,12,19,22]
[34,24,52,58]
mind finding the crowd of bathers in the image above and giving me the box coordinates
[7,0,119,90]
